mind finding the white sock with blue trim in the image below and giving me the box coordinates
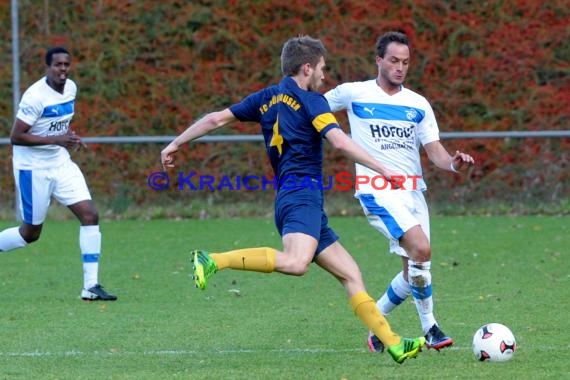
[409,261,436,334]
[80,225,101,289]
[377,271,411,315]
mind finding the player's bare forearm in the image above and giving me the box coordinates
[11,131,80,148]
[424,141,474,172]
[171,109,236,147]
[161,108,237,169]
[11,133,55,146]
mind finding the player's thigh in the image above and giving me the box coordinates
[358,191,419,241]
[13,168,53,225]
[316,209,339,255]
[398,192,430,256]
[413,191,430,241]
[281,232,318,268]
[52,161,92,206]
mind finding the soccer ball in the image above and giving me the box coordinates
[472,323,516,362]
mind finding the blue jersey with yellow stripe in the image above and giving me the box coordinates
[230,76,340,182]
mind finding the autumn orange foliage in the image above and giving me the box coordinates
[0,1,568,215]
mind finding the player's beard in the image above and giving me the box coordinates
[380,68,404,90]
[308,73,322,92]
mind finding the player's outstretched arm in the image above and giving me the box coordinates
[161,108,237,169]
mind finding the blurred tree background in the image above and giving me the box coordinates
[0,0,568,218]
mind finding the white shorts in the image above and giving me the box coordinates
[356,190,430,257]
[14,159,92,225]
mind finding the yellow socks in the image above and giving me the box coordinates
[211,247,276,273]
[350,291,401,347]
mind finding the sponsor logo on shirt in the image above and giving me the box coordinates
[47,120,70,134]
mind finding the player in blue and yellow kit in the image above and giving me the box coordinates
[160,36,425,363]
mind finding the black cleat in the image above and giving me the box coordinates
[81,284,118,301]
[425,324,453,350]
[367,333,385,353]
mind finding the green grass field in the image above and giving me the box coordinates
[0,216,568,379]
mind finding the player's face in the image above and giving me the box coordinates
[308,56,326,92]
[46,53,71,90]
[377,42,410,89]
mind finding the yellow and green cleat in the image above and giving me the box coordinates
[387,336,426,364]
[191,250,218,290]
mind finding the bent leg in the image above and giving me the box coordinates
[212,247,277,273]
[2,167,51,249]
[400,225,436,333]
[210,232,316,276]
[357,192,415,315]
[315,241,400,347]
[0,224,40,251]
[377,260,411,315]
[315,240,365,297]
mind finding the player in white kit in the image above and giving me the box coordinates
[0,47,116,301]
[325,31,474,351]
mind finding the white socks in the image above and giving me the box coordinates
[378,263,437,334]
[377,271,411,315]
[0,225,103,291]
[80,225,101,289]
[0,227,27,252]
[408,261,436,333]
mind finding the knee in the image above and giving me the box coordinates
[288,261,311,276]
[282,253,312,276]
[80,208,99,225]
[410,243,431,262]
[418,244,431,262]
[70,200,99,225]
[23,233,41,244]
[20,226,42,243]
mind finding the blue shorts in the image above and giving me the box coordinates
[274,178,339,256]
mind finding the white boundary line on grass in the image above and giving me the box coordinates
[2,345,567,358]
[2,348,362,358]
[0,346,483,358]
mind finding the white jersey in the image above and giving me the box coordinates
[325,79,440,193]
[12,76,77,170]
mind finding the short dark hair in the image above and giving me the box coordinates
[375,32,409,58]
[45,46,70,66]
[281,36,327,76]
